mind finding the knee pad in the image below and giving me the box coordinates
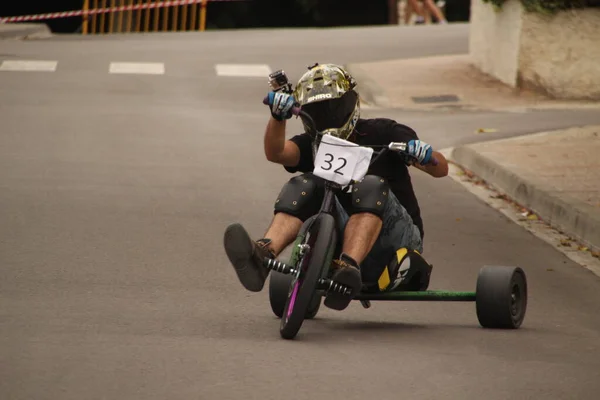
[349,175,390,219]
[274,174,325,222]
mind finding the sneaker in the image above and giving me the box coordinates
[323,253,363,311]
[223,223,275,292]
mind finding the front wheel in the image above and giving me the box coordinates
[279,213,337,339]
[269,270,321,319]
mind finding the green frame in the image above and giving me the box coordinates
[355,290,476,301]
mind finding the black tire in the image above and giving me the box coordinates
[475,265,528,329]
[305,293,322,319]
[269,271,292,318]
[269,271,321,319]
[279,213,337,339]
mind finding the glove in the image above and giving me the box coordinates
[407,139,433,165]
[266,91,296,121]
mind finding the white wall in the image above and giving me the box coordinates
[469,0,600,100]
[469,0,523,87]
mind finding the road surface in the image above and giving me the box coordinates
[2,24,600,400]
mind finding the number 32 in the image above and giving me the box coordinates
[321,153,347,175]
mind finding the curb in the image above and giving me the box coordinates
[0,23,52,40]
[445,145,600,253]
[344,63,391,108]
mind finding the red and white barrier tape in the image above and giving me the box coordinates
[0,0,249,23]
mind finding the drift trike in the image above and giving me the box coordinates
[257,97,528,340]
[264,107,527,339]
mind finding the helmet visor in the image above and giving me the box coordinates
[301,91,358,133]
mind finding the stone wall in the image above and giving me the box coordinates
[469,0,600,100]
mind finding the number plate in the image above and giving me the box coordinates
[313,135,373,186]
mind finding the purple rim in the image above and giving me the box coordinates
[286,279,300,320]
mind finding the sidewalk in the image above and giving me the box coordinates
[0,23,51,40]
[346,55,600,112]
[447,126,600,254]
[345,55,600,255]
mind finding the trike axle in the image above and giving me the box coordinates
[263,258,353,296]
[263,258,478,301]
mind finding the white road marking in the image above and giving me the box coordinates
[109,62,165,75]
[0,60,58,72]
[215,64,272,77]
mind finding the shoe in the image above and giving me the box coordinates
[323,253,362,311]
[223,223,275,292]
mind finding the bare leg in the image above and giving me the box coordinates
[341,213,382,265]
[224,213,302,292]
[263,212,303,256]
[404,0,416,24]
[322,212,381,310]
[406,0,425,22]
[423,0,447,23]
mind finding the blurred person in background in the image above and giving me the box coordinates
[404,0,447,24]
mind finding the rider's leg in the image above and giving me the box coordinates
[423,0,447,23]
[261,212,303,256]
[342,213,382,265]
[223,172,325,292]
[324,175,390,310]
[360,188,424,292]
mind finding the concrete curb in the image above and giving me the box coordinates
[0,23,52,40]
[446,145,600,253]
[345,63,391,108]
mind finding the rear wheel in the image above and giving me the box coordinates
[475,265,528,329]
[279,214,336,339]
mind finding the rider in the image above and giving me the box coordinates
[223,63,448,311]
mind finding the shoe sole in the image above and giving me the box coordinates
[223,223,266,292]
[323,268,362,311]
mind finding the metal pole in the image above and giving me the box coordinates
[126,0,134,32]
[200,0,207,31]
[144,0,151,32]
[109,0,116,33]
[153,0,160,31]
[172,2,179,31]
[162,1,170,31]
[182,3,188,30]
[190,2,197,30]
[100,0,107,33]
[82,0,90,34]
[118,0,124,32]
[91,0,99,33]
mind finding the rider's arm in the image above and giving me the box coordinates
[264,117,301,167]
[413,151,449,178]
[387,120,448,178]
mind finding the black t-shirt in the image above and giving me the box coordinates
[284,118,424,238]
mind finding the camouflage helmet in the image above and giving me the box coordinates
[293,63,360,143]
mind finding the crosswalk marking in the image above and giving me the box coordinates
[109,62,165,75]
[215,64,271,77]
[0,60,58,72]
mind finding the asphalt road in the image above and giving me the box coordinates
[2,24,600,400]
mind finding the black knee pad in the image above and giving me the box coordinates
[274,173,325,222]
[349,175,390,219]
